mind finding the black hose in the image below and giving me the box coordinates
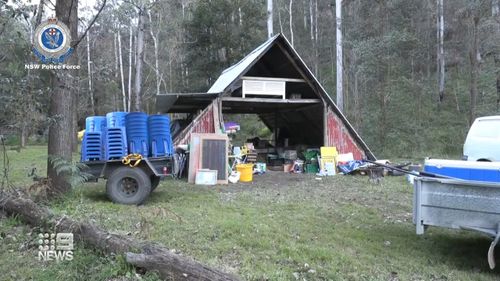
[363,159,455,179]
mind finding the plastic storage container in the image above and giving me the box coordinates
[306,162,319,173]
[424,159,500,183]
[85,116,106,133]
[106,112,127,128]
[104,127,127,160]
[125,112,149,156]
[195,169,218,185]
[148,115,173,157]
[81,132,103,161]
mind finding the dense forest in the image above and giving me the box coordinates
[0,0,498,158]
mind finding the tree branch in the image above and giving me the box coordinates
[72,0,107,48]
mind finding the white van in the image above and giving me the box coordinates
[463,116,500,161]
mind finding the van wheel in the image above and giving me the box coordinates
[106,167,151,205]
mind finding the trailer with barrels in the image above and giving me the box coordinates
[80,112,177,205]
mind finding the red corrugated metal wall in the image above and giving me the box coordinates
[326,106,365,160]
[174,104,215,146]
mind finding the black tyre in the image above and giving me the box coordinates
[106,167,151,205]
[151,176,160,191]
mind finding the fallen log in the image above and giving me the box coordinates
[0,194,239,281]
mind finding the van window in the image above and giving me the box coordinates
[469,119,500,138]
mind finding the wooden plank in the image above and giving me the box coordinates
[242,76,306,83]
[191,133,229,184]
[212,99,222,134]
[188,134,202,184]
[157,92,215,97]
[221,97,320,104]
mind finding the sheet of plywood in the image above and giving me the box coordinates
[189,133,228,184]
[188,134,202,184]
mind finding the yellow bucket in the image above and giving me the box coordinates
[236,164,254,182]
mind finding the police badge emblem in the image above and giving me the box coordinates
[32,18,73,64]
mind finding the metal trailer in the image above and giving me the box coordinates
[83,156,175,205]
[413,177,500,269]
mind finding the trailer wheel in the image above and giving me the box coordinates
[106,167,151,205]
[151,176,160,191]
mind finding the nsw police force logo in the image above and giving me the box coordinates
[32,18,73,64]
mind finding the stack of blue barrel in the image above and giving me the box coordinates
[81,116,106,161]
[104,112,128,160]
[126,112,149,156]
[148,115,173,157]
[81,111,174,162]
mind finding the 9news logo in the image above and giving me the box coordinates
[37,232,74,262]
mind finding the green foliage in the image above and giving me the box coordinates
[184,0,266,92]
[48,156,92,188]
[0,217,154,281]
[225,114,272,146]
[0,0,498,159]
[326,0,499,158]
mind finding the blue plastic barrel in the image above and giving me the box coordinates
[148,115,173,157]
[126,112,149,156]
[85,116,106,133]
[106,112,127,128]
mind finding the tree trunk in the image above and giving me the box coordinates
[309,0,315,74]
[113,32,120,110]
[335,0,343,112]
[0,195,240,281]
[35,0,44,26]
[493,0,500,110]
[148,10,161,99]
[267,0,273,38]
[20,124,27,148]
[87,32,95,115]
[468,16,480,125]
[278,0,284,34]
[47,0,78,194]
[114,32,118,77]
[118,31,127,112]
[72,80,78,153]
[315,0,319,76]
[238,7,243,26]
[128,24,133,112]
[309,0,314,41]
[436,0,445,103]
[134,7,146,112]
[289,0,294,46]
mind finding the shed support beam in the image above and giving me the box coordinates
[241,76,306,83]
[221,97,320,104]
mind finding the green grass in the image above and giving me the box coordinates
[2,145,48,187]
[2,146,500,280]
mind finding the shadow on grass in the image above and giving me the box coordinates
[148,189,177,204]
[82,189,109,202]
[420,231,500,273]
[371,222,500,276]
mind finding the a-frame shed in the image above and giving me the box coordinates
[157,34,375,160]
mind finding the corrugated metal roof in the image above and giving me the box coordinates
[207,34,280,94]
